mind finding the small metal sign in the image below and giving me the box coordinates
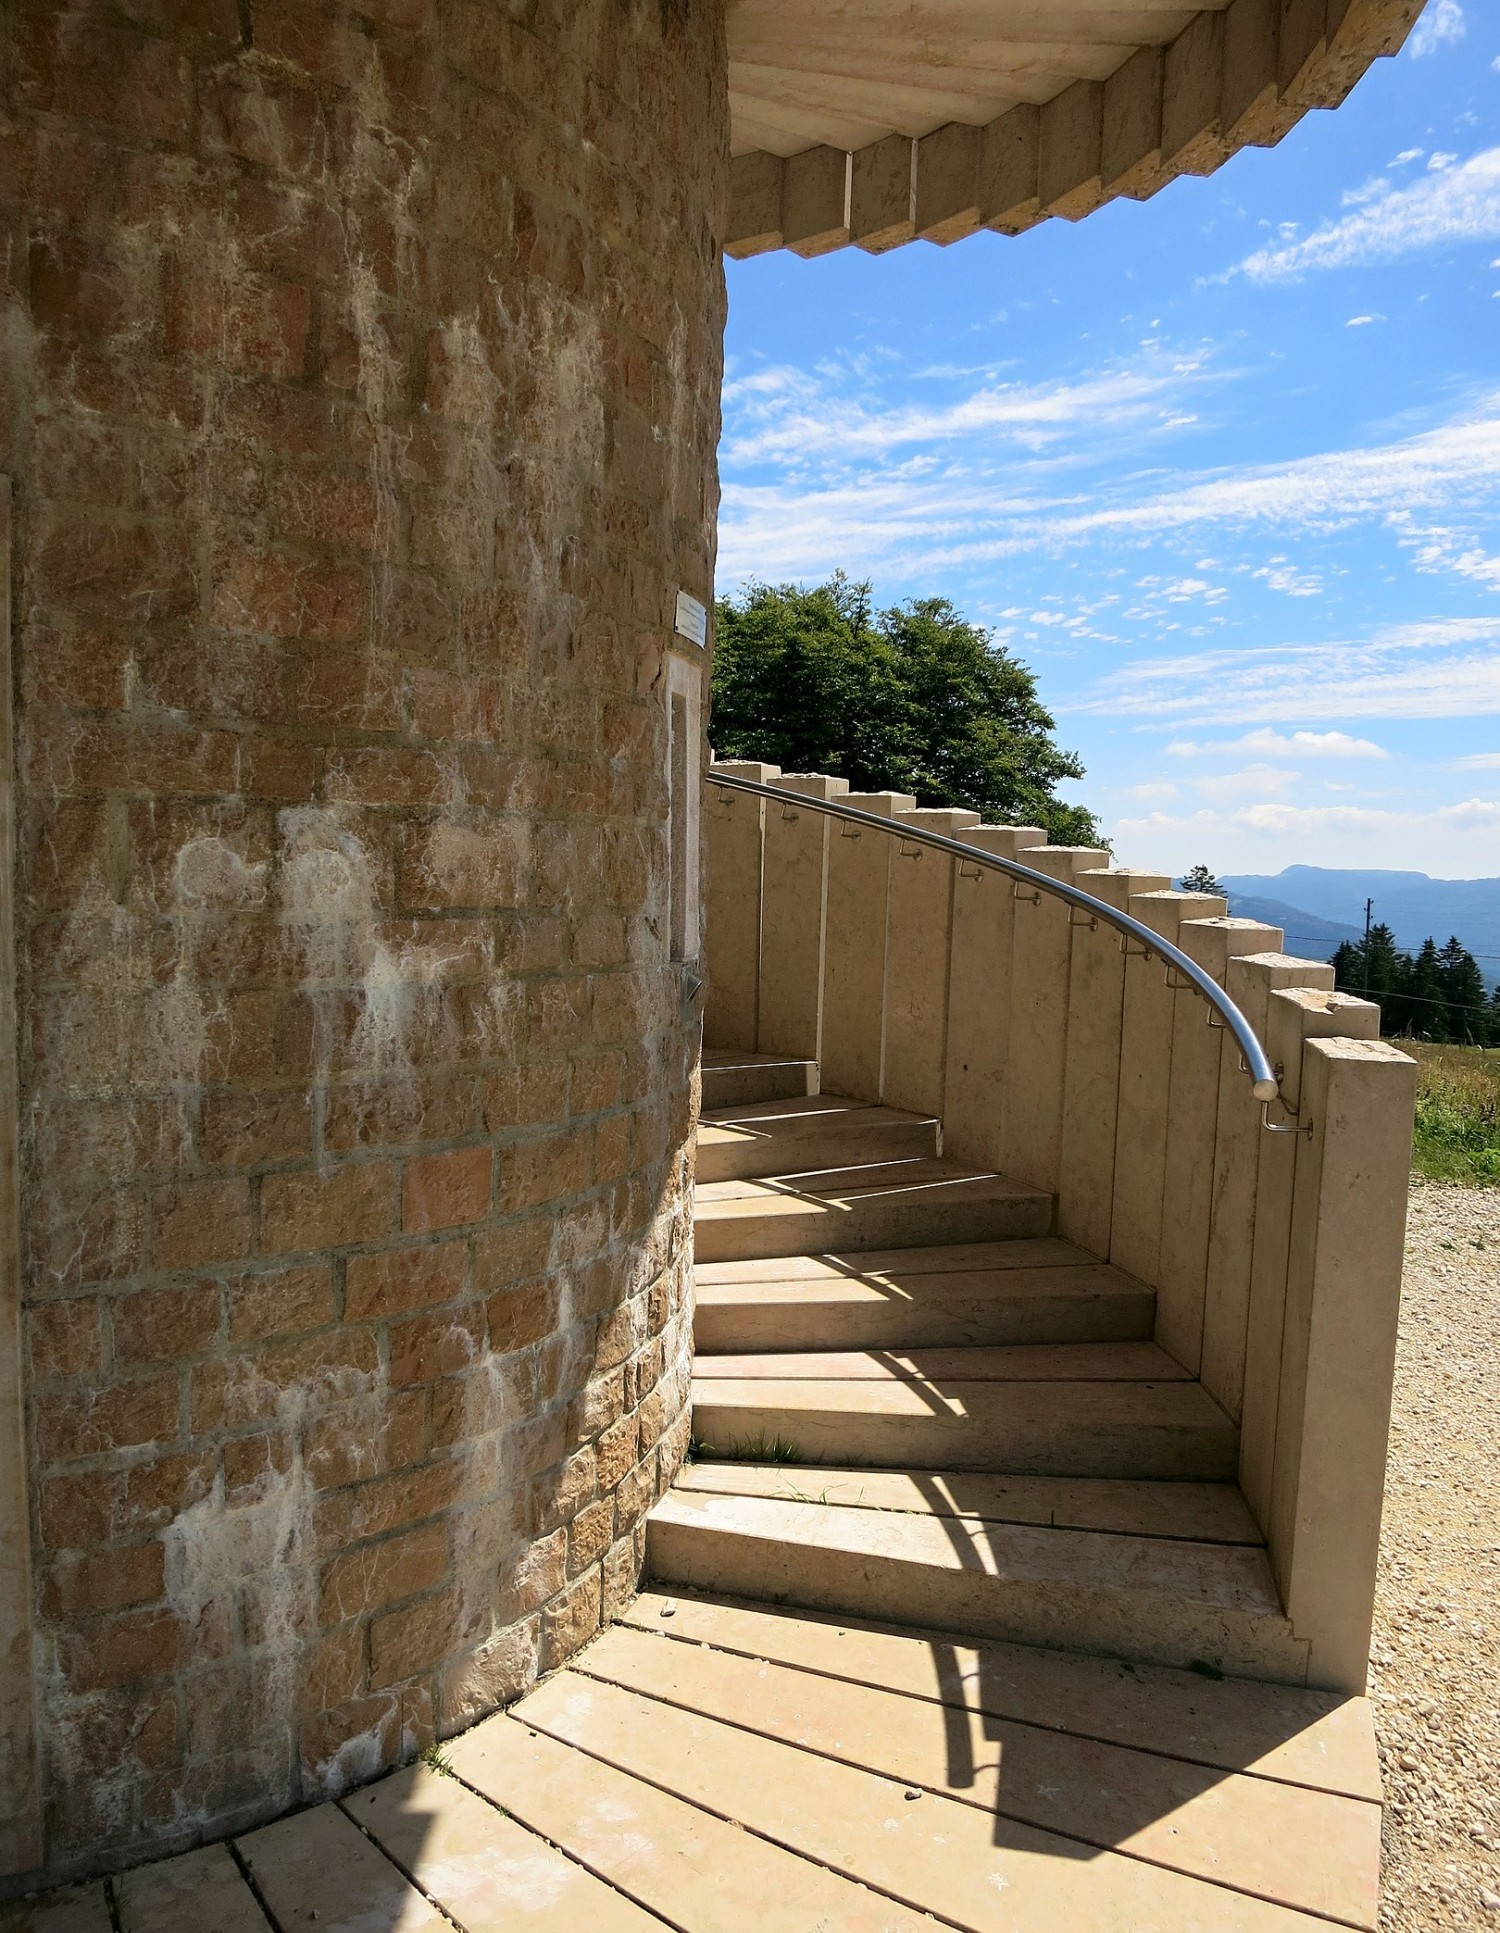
[673,589,707,649]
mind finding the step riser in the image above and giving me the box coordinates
[694,1193,1053,1263]
[645,1517,1309,1683]
[689,1399,1237,1482]
[701,1065,817,1108]
[694,1285,1155,1353]
[697,1120,939,1184]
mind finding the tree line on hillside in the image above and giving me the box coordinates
[711,576,1103,847]
[1331,925,1500,1045]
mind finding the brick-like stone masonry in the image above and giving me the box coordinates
[0,0,728,1876]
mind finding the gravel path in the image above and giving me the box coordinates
[1372,1179,1500,1930]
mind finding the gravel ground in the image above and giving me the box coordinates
[1371,1179,1500,1930]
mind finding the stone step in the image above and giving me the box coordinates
[671,1461,1265,1542]
[697,1094,939,1183]
[700,1050,818,1109]
[694,1242,1154,1351]
[647,1478,1310,1682]
[694,1159,1052,1263]
[574,1622,1377,1926]
[689,1344,1237,1480]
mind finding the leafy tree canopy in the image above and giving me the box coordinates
[1178,863,1223,894]
[710,575,1104,848]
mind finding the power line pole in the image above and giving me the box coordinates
[1363,896,1373,995]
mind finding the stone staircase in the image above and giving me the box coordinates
[649,1048,1311,1682]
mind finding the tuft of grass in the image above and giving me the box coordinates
[1402,1041,1500,1187]
[694,1433,804,1465]
[420,1743,456,1779]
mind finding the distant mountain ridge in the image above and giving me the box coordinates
[1216,867,1500,981]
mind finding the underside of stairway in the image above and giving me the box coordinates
[654,1049,1312,1685]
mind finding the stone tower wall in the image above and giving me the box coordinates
[0,0,726,1876]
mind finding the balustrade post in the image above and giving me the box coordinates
[1109,889,1224,1287]
[1156,917,1282,1371]
[754,772,848,1062]
[1271,1036,1416,1692]
[1056,868,1168,1255]
[942,825,1047,1168]
[882,807,980,1118]
[1240,988,1379,1528]
[1200,953,1335,1421]
[1001,846,1109,1193]
[822,791,915,1101]
[703,760,778,1051]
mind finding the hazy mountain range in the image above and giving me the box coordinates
[1216,868,1500,983]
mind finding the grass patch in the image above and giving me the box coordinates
[692,1433,804,1465]
[420,1743,456,1778]
[1401,1040,1500,1187]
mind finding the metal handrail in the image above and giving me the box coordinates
[707,769,1280,1105]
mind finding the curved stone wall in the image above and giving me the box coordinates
[0,0,726,1878]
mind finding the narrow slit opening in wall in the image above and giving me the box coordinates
[670,689,689,962]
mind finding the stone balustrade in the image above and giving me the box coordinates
[703,759,1416,1693]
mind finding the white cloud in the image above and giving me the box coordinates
[721,349,1213,466]
[1168,730,1389,759]
[1111,797,1500,877]
[1079,618,1500,724]
[1346,314,1377,326]
[1409,0,1465,56]
[1453,752,1500,770]
[1191,763,1302,802]
[1253,561,1323,596]
[719,394,1500,585]
[1231,145,1500,280]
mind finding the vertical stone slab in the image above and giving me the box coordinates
[1001,848,1109,1194]
[1240,989,1380,1529]
[0,478,41,1876]
[821,793,914,1102]
[703,762,778,1052]
[942,827,1047,1169]
[756,774,848,1061]
[1056,869,1169,1258]
[1109,891,1224,1288]
[1271,1037,1415,1693]
[1155,917,1281,1372]
[882,808,979,1118]
[1201,954,1334,1422]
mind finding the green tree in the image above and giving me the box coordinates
[1178,864,1222,894]
[1406,937,1450,1042]
[712,577,1103,846]
[1437,936,1490,1045]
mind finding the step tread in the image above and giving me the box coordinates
[694,1236,1104,1283]
[355,1759,668,1931]
[449,1711,930,1931]
[693,1260,1155,1351]
[573,1623,1379,1928]
[652,1489,1280,1606]
[512,1666,1347,1931]
[697,1097,941,1184]
[694,1341,1190,1383]
[625,1591,1381,1802]
[671,1462,1262,1543]
[698,1156,1022,1205]
[700,1095,935,1134]
[690,1372,1238,1480]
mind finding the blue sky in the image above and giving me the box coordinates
[717,1,1500,879]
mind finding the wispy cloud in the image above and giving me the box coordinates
[1409,0,1465,56]
[1167,730,1390,759]
[1112,797,1500,874]
[1080,618,1500,723]
[721,351,1212,466]
[1230,145,1500,280]
[719,390,1500,584]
